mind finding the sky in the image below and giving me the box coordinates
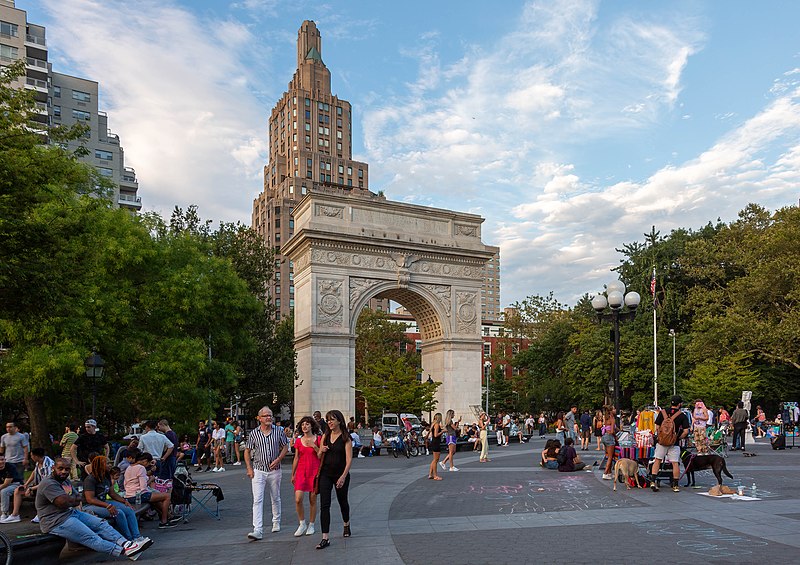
[21,0,800,307]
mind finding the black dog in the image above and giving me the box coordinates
[681,451,733,486]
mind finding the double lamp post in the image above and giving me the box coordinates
[591,281,640,419]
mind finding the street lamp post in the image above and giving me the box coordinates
[483,361,492,417]
[426,375,434,424]
[84,351,105,420]
[669,329,676,396]
[591,281,640,419]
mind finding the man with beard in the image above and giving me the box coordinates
[35,458,152,560]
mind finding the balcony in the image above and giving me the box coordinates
[25,57,48,71]
[24,77,49,93]
[25,34,46,48]
[118,193,142,209]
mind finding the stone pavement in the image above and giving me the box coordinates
[16,437,800,564]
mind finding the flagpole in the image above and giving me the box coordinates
[650,268,658,406]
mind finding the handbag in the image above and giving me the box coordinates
[313,436,326,495]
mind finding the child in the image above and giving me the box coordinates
[124,452,178,529]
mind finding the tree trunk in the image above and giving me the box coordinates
[24,395,50,453]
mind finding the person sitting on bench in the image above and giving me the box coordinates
[35,457,152,560]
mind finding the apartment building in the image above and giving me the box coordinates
[0,0,141,211]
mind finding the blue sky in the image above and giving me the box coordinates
[22,0,800,306]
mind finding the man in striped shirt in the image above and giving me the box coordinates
[245,407,288,541]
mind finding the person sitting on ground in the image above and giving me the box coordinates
[0,454,22,522]
[123,452,178,529]
[35,457,152,560]
[557,438,586,472]
[541,440,560,470]
[82,455,148,544]
[2,447,54,523]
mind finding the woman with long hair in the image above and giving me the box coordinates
[478,412,490,463]
[82,455,148,543]
[600,405,617,480]
[439,410,461,472]
[428,413,444,480]
[291,416,321,537]
[315,410,352,550]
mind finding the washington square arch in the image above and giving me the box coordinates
[282,190,496,422]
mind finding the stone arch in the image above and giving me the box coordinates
[349,281,449,342]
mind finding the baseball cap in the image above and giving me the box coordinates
[85,419,98,427]
[670,395,682,406]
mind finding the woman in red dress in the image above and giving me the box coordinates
[291,416,322,536]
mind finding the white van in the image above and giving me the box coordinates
[380,413,421,437]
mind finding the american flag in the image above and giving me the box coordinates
[650,268,656,297]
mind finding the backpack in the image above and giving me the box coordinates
[657,409,680,446]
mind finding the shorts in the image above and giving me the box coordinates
[601,433,616,447]
[446,435,457,446]
[653,443,680,463]
[126,491,153,504]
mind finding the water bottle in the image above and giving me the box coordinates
[135,490,142,505]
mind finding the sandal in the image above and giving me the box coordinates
[316,539,330,550]
[343,524,351,537]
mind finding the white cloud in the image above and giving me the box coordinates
[41,0,268,222]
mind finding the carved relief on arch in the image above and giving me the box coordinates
[421,284,451,317]
[349,277,383,312]
[456,291,478,333]
[317,279,343,327]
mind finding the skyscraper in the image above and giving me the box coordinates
[0,0,141,211]
[252,20,376,318]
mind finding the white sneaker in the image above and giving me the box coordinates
[247,529,263,541]
[294,521,308,537]
[449,466,459,472]
[271,523,280,533]
[2,515,20,523]
[439,461,446,470]
[122,539,153,560]
[305,522,315,535]
[233,461,242,466]
[602,473,612,480]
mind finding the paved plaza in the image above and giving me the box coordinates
[7,436,799,564]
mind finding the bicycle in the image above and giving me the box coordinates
[0,528,12,565]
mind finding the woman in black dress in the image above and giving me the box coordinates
[427,412,443,480]
[316,409,352,549]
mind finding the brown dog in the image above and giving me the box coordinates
[613,458,641,491]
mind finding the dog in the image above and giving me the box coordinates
[612,458,642,491]
[680,450,733,486]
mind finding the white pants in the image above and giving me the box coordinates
[251,468,281,532]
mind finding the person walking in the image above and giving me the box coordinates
[439,410,461,472]
[478,412,490,463]
[245,407,289,541]
[427,413,444,480]
[315,410,352,550]
[291,416,321,537]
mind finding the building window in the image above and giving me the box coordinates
[0,44,18,62]
[72,90,91,102]
[95,149,113,161]
[0,21,19,38]
[96,167,113,177]
[72,109,90,121]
